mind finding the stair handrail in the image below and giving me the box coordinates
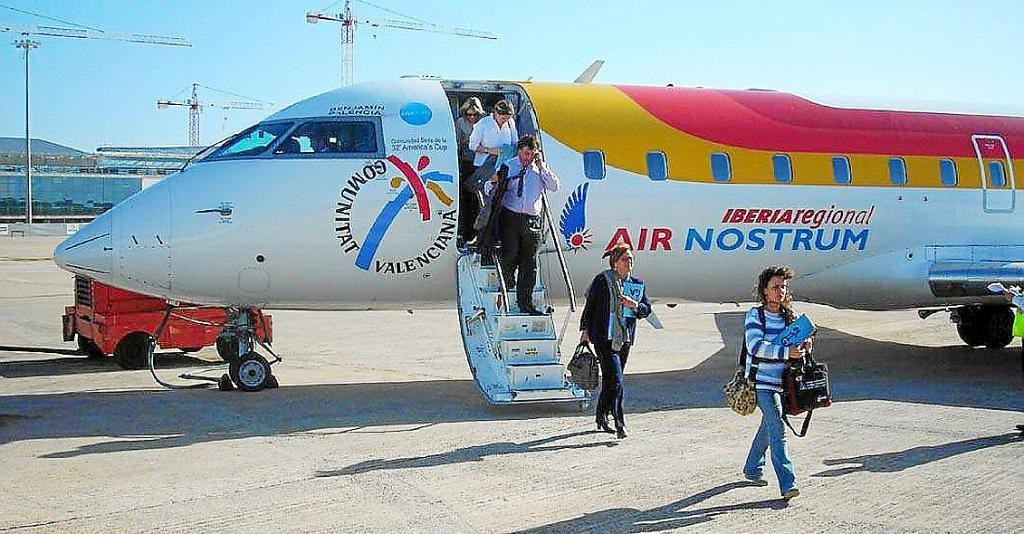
[490,249,511,315]
[541,191,576,312]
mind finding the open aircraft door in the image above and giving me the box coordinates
[972,134,1015,212]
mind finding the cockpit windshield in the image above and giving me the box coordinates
[205,121,293,160]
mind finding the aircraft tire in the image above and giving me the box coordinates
[216,336,240,363]
[229,352,270,392]
[77,336,105,359]
[114,332,152,370]
[983,306,1014,350]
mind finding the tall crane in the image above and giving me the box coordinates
[2,22,189,223]
[158,83,274,147]
[306,0,497,87]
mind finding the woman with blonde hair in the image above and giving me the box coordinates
[456,97,485,245]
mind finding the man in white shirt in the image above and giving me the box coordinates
[468,99,518,167]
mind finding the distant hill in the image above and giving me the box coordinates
[0,137,88,156]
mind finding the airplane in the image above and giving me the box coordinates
[53,77,1023,401]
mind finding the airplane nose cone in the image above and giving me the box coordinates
[54,211,113,278]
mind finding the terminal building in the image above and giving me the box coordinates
[0,137,199,224]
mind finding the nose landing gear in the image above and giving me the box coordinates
[148,306,280,391]
[219,308,280,392]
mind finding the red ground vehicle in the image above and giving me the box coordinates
[63,276,271,370]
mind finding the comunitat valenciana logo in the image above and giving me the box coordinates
[334,155,455,276]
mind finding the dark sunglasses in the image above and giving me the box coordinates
[465,112,479,117]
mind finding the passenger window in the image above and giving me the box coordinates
[888,157,907,185]
[646,151,668,181]
[989,161,1007,187]
[207,122,293,160]
[832,156,851,184]
[274,119,381,157]
[711,152,731,182]
[939,159,957,187]
[583,150,605,180]
[772,154,793,183]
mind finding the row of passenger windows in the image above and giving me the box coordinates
[582,150,1010,187]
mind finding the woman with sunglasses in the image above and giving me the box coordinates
[456,97,485,245]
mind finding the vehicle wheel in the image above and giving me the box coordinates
[229,351,270,392]
[77,336,106,359]
[984,306,1014,349]
[114,332,152,370]
[180,347,202,354]
[216,336,240,363]
[956,323,986,347]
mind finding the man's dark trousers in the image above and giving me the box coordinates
[498,207,541,311]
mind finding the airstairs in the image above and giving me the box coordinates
[456,195,589,405]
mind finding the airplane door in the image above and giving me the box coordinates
[972,134,1015,212]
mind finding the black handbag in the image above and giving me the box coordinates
[567,342,599,390]
[781,350,832,437]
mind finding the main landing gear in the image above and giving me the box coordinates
[951,305,1014,349]
[216,308,280,392]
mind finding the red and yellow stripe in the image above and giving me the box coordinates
[524,82,1022,189]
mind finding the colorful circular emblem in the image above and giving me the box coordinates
[400,102,432,126]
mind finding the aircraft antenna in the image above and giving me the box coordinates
[305,0,498,87]
[157,83,275,147]
[1,17,189,224]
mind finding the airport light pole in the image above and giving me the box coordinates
[14,38,38,224]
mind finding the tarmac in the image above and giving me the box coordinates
[1,236,1022,533]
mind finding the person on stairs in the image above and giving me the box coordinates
[484,133,559,315]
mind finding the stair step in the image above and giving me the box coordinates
[480,269,543,293]
[509,388,584,402]
[496,313,556,340]
[507,362,567,391]
[480,288,547,317]
[498,338,559,363]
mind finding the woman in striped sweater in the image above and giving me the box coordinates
[742,265,811,501]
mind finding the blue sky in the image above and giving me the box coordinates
[1,1,1021,151]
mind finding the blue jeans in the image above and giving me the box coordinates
[743,390,796,494]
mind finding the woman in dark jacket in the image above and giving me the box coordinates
[579,243,652,439]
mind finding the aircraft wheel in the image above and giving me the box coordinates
[77,336,105,359]
[114,332,152,370]
[956,323,986,347]
[983,306,1014,350]
[229,352,270,392]
[216,336,240,363]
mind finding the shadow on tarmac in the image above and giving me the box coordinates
[2,311,1021,458]
[0,351,216,378]
[315,430,617,477]
[515,480,788,533]
[812,432,1023,477]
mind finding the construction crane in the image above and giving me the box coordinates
[158,83,274,147]
[2,21,189,224]
[306,0,497,86]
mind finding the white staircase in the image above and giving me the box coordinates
[457,251,589,405]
